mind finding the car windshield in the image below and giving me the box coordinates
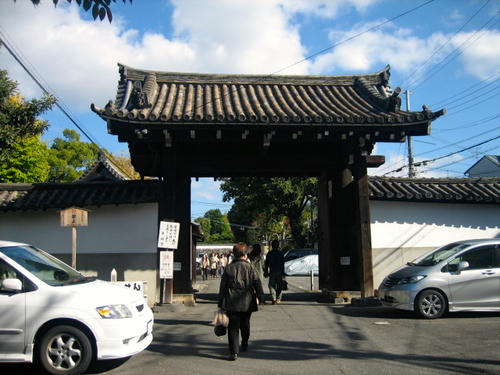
[1,245,94,286]
[413,243,470,266]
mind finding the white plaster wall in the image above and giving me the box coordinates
[370,201,500,287]
[0,203,159,306]
[0,203,158,253]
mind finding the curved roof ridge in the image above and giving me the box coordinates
[116,62,391,85]
[76,152,128,182]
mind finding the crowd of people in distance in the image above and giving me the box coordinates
[200,252,233,280]
[199,241,284,305]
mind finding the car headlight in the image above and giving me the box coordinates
[96,304,132,319]
[397,275,426,285]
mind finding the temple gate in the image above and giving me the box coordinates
[92,64,444,300]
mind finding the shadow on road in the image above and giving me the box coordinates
[146,328,500,375]
[332,305,500,320]
[0,357,131,375]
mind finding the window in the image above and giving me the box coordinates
[447,246,496,272]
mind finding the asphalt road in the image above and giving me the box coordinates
[3,276,500,375]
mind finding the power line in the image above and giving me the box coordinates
[0,33,135,179]
[422,143,500,175]
[270,0,436,76]
[191,200,233,207]
[377,122,499,174]
[190,0,436,116]
[433,112,500,132]
[419,127,499,157]
[443,87,500,117]
[193,217,258,230]
[382,134,500,176]
[430,70,500,109]
[397,0,491,90]
[1,1,437,183]
[407,10,500,91]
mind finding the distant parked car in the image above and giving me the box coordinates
[283,248,317,263]
[0,240,153,375]
[379,239,500,319]
[285,254,318,276]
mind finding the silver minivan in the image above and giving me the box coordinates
[378,239,500,319]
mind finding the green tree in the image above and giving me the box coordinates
[194,217,211,241]
[221,177,317,247]
[0,70,55,162]
[0,135,50,182]
[226,200,256,244]
[47,128,100,182]
[200,209,233,243]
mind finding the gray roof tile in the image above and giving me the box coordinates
[91,64,445,127]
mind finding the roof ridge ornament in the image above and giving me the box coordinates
[130,81,152,110]
[355,75,401,112]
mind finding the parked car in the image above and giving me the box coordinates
[283,248,317,263]
[0,240,153,375]
[285,254,319,276]
[378,239,500,319]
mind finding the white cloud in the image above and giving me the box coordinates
[309,21,449,77]
[278,0,379,19]
[451,30,500,80]
[170,0,307,75]
[192,179,224,201]
[0,0,310,111]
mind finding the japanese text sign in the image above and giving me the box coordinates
[158,221,180,249]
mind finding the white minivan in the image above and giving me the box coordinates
[0,240,153,375]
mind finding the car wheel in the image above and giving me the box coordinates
[416,289,447,319]
[38,325,93,375]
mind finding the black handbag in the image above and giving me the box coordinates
[280,279,288,291]
[214,324,227,337]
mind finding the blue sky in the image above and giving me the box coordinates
[1,0,499,219]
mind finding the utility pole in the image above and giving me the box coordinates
[405,90,415,178]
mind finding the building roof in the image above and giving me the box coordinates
[464,155,500,177]
[76,152,128,182]
[0,181,160,211]
[91,64,444,131]
[369,176,500,204]
[1,177,498,212]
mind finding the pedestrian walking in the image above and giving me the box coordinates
[220,253,228,276]
[218,242,265,361]
[210,253,219,279]
[264,239,285,304]
[249,243,265,290]
[201,254,210,281]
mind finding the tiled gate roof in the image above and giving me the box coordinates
[91,64,444,127]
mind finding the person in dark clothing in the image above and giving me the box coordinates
[264,239,285,304]
[218,242,265,361]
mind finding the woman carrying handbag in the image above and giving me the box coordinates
[218,243,265,361]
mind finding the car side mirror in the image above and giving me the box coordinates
[1,278,23,292]
[456,261,470,274]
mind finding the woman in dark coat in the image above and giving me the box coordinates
[218,242,265,360]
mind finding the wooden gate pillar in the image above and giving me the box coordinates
[318,170,334,291]
[318,155,374,298]
[352,156,374,297]
[158,154,193,297]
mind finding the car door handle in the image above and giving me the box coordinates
[482,271,495,275]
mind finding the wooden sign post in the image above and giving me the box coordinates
[158,220,180,304]
[60,207,89,269]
